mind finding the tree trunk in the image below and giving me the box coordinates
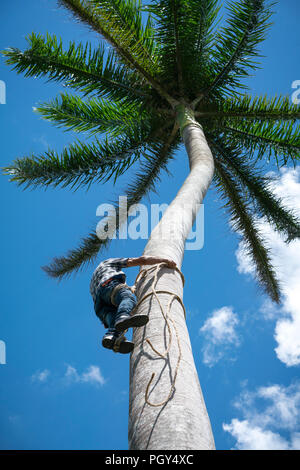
[128,107,215,450]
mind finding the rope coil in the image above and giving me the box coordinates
[133,262,186,407]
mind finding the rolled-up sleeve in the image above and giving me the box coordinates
[109,257,128,268]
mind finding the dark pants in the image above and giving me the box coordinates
[94,278,137,330]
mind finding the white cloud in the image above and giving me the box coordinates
[199,306,240,366]
[223,382,300,450]
[33,134,50,149]
[64,365,80,382]
[8,415,21,426]
[31,369,51,383]
[64,364,106,386]
[235,167,300,366]
[81,365,106,385]
[200,306,239,343]
[31,365,106,387]
[259,299,282,321]
[223,419,296,450]
[258,384,300,429]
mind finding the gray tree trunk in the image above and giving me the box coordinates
[128,108,215,450]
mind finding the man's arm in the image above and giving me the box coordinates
[127,256,177,269]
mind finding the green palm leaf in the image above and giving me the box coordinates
[43,123,180,278]
[143,0,220,97]
[59,0,157,72]
[34,93,146,136]
[209,135,300,242]
[197,94,300,121]
[2,133,147,190]
[58,0,173,101]
[90,0,157,62]
[221,118,300,165]
[214,157,281,303]
[200,0,274,99]
[2,33,149,104]
[2,0,298,304]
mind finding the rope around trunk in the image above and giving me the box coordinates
[132,262,186,407]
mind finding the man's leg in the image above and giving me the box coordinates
[96,301,134,354]
[113,285,149,332]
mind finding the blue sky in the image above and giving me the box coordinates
[0,0,300,450]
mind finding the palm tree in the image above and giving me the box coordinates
[2,0,300,450]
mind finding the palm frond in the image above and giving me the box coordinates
[2,0,296,301]
[149,0,188,94]
[2,133,148,191]
[34,93,147,136]
[209,135,300,242]
[2,33,149,104]
[201,0,274,98]
[59,0,157,73]
[143,0,220,97]
[90,0,157,63]
[42,231,107,281]
[221,119,300,165]
[214,157,281,303]
[198,94,300,121]
[194,0,221,58]
[191,0,221,93]
[43,123,180,278]
[58,0,175,103]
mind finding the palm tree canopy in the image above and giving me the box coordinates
[2,0,300,303]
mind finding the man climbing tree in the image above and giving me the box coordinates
[91,256,176,354]
[3,0,300,450]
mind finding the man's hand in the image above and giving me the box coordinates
[163,259,177,269]
[127,256,177,269]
